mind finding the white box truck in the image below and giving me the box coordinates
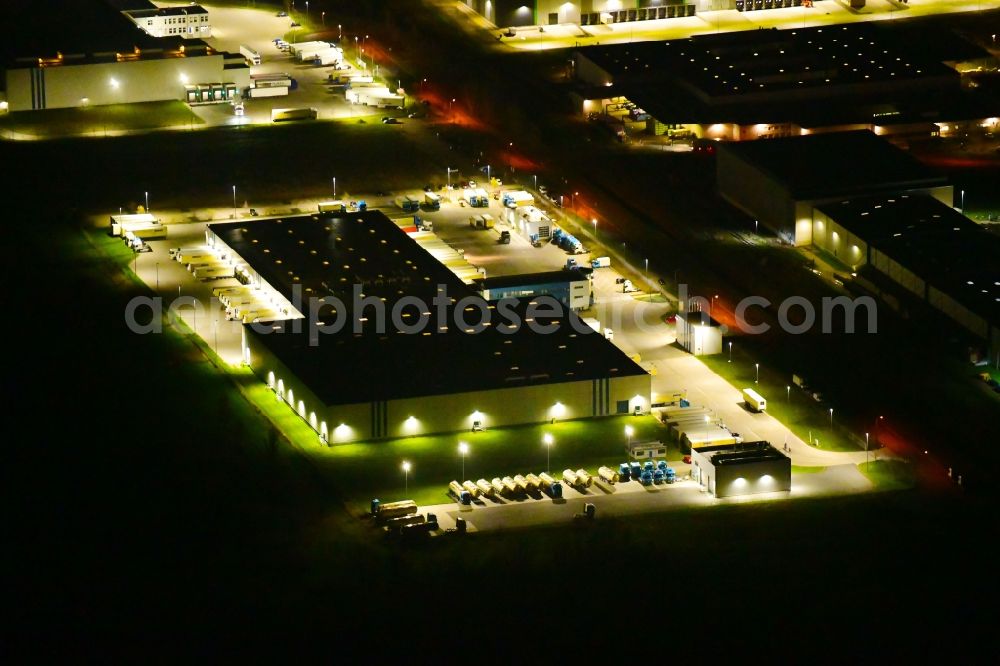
[239,45,261,66]
[249,86,288,99]
[742,388,766,412]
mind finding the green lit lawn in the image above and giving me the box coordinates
[858,460,915,491]
[701,351,861,452]
[0,101,202,138]
[237,401,673,510]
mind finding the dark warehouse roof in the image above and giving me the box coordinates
[213,212,645,406]
[718,130,947,199]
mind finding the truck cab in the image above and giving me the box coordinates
[498,230,511,244]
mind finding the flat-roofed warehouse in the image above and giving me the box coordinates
[813,194,1000,358]
[572,21,993,141]
[0,0,247,111]
[208,212,650,443]
[691,441,791,499]
[716,130,952,245]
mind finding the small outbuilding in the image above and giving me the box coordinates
[692,441,790,498]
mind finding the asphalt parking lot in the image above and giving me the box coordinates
[166,1,398,126]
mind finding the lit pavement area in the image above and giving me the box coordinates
[120,190,879,465]
[420,464,872,532]
[158,1,396,127]
[493,0,1000,51]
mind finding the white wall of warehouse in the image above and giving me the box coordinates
[5,54,233,111]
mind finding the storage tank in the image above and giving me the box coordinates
[562,469,579,487]
[512,474,528,494]
[449,480,465,498]
[539,472,557,489]
[491,477,505,494]
[502,476,518,496]
[575,469,593,487]
[462,480,480,498]
[376,500,417,520]
[598,466,619,484]
[476,479,494,497]
[385,513,425,528]
[525,473,542,491]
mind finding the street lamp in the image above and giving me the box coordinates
[755,362,759,384]
[338,24,342,41]
[232,184,237,219]
[786,385,791,402]
[625,425,634,447]
[144,190,149,213]
[458,442,469,479]
[402,461,411,495]
[829,408,834,429]
[865,432,870,467]
[446,166,458,188]
[961,189,965,212]
[754,219,759,235]
[644,258,649,301]
[728,341,733,363]
[321,11,325,26]
[592,218,598,239]
[354,36,358,60]
[711,294,718,317]
[332,176,337,199]
[543,433,553,473]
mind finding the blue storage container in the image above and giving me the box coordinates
[640,470,653,486]
[665,467,676,483]
[643,460,654,472]
[550,481,563,498]
[679,398,690,407]
[653,469,664,484]
[630,462,642,478]
[459,490,472,505]
[619,462,631,478]
[657,460,668,471]
[370,498,381,515]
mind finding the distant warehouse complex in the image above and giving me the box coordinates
[207,211,650,443]
[466,1,798,28]
[0,0,247,112]
[572,22,995,143]
[718,130,1000,359]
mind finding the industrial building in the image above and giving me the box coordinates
[123,5,212,39]
[571,22,994,142]
[466,1,814,28]
[0,0,247,111]
[812,194,1000,358]
[716,130,952,245]
[207,211,650,443]
[691,441,791,498]
[474,270,594,310]
[675,310,723,356]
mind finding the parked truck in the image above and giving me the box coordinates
[742,388,767,412]
[249,86,288,99]
[424,192,441,210]
[271,107,317,122]
[395,195,420,213]
[239,44,261,66]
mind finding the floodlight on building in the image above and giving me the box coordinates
[110,78,119,89]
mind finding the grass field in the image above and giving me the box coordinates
[858,460,916,491]
[701,350,861,452]
[0,101,203,138]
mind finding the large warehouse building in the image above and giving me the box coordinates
[207,212,650,444]
[716,130,952,246]
[0,0,247,111]
[571,22,994,142]
[812,194,1000,359]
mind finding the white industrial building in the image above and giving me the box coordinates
[1,0,246,111]
[123,5,212,39]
